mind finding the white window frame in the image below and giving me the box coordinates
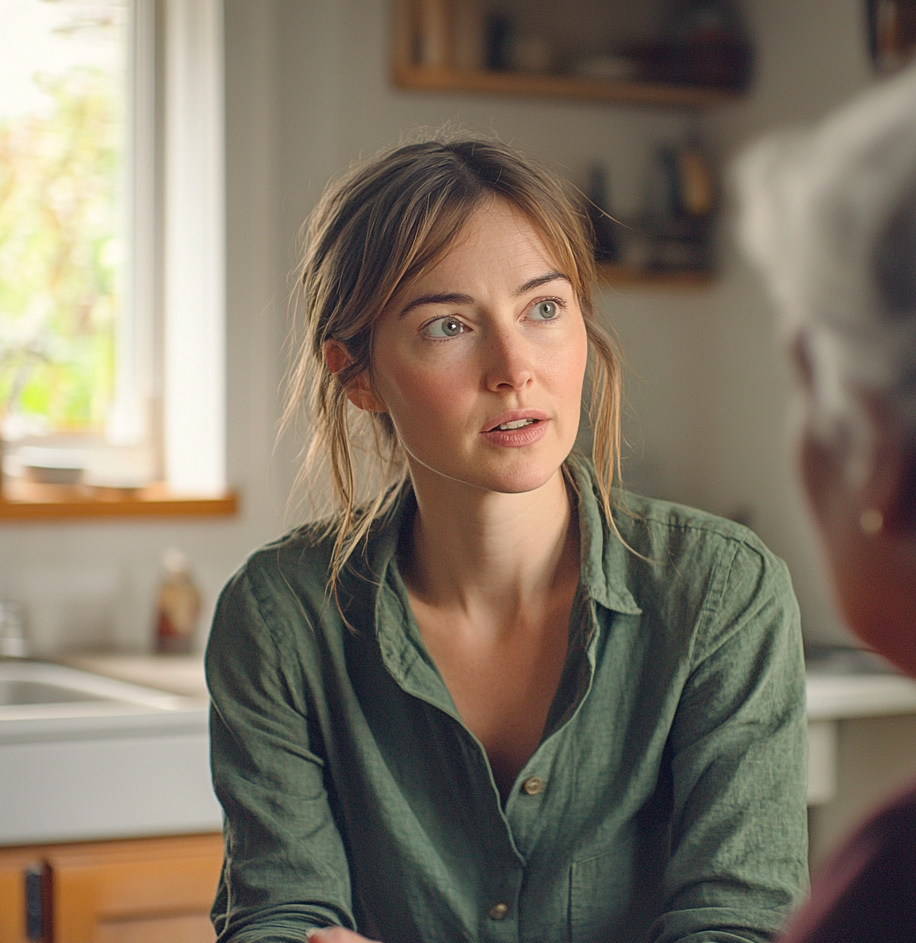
[161,0,225,495]
[5,0,226,498]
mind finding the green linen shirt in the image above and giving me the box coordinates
[206,458,808,943]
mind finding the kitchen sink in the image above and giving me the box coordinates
[0,660,187,718]
[0,660,222,846]
[1,678,105,706]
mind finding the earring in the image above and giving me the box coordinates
[860,508,883,535]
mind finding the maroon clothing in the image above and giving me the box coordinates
[779,781,916,943]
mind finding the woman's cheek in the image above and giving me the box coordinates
[387,362,471,430]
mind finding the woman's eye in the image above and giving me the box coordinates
[529,300,560,321]
[423,316,465,338]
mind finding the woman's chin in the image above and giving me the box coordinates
[408,453,569,498]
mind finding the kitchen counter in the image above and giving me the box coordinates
[63,652,209,699]
[0,657,220,847]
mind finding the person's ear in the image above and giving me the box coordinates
[323,340,387,413]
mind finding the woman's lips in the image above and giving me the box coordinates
[480,416,549,447]
[482,409,549,433]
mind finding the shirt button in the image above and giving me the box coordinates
[522,776,545,795]
[488,902,509,921]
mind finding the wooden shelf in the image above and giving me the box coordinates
[597,263,714,289]
[0,481,239,522]
[392,62,742,108]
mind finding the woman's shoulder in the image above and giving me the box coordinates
[568,456,769,556]
[237,518,338,584]
[614,489,766,553]
[220,508,400,622]
[616,490,790,601]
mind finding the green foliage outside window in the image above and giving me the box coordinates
[0,65,122,435]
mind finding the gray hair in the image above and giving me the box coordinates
[737,64,916,468]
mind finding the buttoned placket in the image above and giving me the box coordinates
[375,521,606,943]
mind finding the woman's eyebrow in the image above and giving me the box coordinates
[514,271,569,295]
[399,292,474,318]
[398,272,570,318]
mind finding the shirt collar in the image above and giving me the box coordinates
[353,456,642,638]
[564,455,642,616]
[345,458,641,699]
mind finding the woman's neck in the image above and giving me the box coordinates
[400,464,579,631]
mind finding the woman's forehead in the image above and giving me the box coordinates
[413,200,564,283]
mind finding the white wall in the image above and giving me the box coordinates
[0,0,880,653]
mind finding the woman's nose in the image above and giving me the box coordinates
[484,328,533,392]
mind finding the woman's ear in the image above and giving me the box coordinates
[323,340,387,413]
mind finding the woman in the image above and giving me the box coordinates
[739,64,916,942]
[207,137,808,943]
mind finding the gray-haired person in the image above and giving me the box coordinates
[739,63,916,943]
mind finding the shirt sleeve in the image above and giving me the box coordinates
[206,563,356,943]
[652,536,810,943]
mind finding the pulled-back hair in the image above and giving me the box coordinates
[285,135,622,588]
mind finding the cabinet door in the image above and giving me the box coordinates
[0,848,44,943]
[46,833,223,943]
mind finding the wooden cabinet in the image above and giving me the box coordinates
[0,833,222,943]
[1,847,40,943]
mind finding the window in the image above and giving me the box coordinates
[0,0,226,506]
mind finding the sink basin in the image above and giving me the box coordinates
[1,678,105,706]
[0,660,221,846]
[0,660,186,718]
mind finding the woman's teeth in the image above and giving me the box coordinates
[497,419,536,431]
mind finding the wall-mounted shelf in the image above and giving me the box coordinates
[392,2,732,289]
[391,0,747,110]
[392,62,742,109]
[597,263,713,289]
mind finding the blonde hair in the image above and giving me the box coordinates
[285,136,623,588]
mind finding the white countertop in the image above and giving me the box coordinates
[63,652,209,699]
[805,671,916,721]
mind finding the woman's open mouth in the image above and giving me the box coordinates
[481,413,549,447]
[494,418,538,431]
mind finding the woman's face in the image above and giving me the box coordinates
[366,198,589,497]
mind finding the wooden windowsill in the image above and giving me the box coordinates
[0,480,239,522]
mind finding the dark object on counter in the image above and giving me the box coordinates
[585,164,620,263]
[154,548,201,654]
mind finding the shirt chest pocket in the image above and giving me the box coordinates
[569,849,637,943]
